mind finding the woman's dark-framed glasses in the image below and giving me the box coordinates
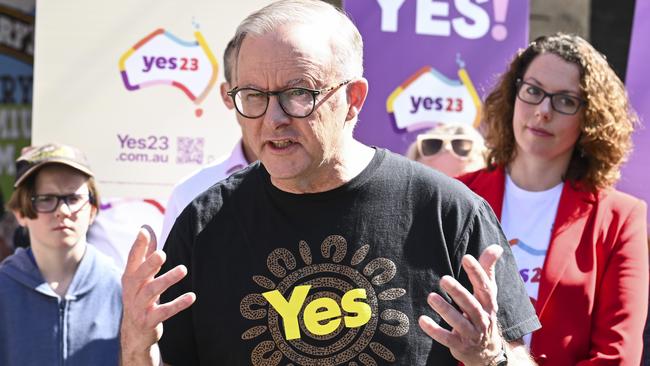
[31,193,91,213]
[516,79,586,115]
[417,134,474,158]
[227,80,351,119]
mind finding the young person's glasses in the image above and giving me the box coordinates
[417,134,474,158]
[515,79,586,115]
[31,194,91,213]
[227,80,351,119]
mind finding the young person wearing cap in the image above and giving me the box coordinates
[0,143,122,366]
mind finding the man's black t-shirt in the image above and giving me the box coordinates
[160,148,539,365]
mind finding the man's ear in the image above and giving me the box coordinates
[345,78,368,121]
[220,82,235,110]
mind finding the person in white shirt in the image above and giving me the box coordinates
[87,197,165,269]
[159,38,257,246]
[459,33,648,364]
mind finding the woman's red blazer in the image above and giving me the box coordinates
[458,166,649,365]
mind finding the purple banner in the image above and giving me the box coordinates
[345,0,530,155]
[619,1,650,221]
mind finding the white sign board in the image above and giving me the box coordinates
[33,0,273,198]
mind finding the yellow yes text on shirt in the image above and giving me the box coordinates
[262,285,372,340]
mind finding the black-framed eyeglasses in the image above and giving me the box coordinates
[226,80,352,119]
[31,193,91,213]
[516,79,586,115]
[417,134,474,158]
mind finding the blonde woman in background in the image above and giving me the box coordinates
[406,123,486,176]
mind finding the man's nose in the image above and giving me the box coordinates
[263,95,291,128]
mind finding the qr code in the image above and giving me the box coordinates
[176,137,204,164]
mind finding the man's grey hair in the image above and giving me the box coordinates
[222,38,236,83]
[233,0,363,79]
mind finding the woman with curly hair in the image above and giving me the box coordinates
[458,33,648,365]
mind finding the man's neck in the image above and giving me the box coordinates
[271,140,375,194]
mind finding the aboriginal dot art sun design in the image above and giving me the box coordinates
[239,235,409,365]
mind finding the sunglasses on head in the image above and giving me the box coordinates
[416,134,475,158]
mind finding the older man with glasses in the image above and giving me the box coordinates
[119,1,540,365]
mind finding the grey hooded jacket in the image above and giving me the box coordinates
[0,244,122,366]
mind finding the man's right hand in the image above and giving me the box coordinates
[120,225,196,366]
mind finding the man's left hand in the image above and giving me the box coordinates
[418,244,504,366]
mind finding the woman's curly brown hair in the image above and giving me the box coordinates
[483,33,638,191]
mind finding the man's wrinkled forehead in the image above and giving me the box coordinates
[235,26,336,87]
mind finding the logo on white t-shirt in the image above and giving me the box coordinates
[509,238,545,307]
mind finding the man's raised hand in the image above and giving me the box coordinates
[120,225,195,366]
[418,244,504,366]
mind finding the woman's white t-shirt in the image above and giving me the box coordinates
[501,174,563,345]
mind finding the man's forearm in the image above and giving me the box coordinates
[120,343,161,366]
